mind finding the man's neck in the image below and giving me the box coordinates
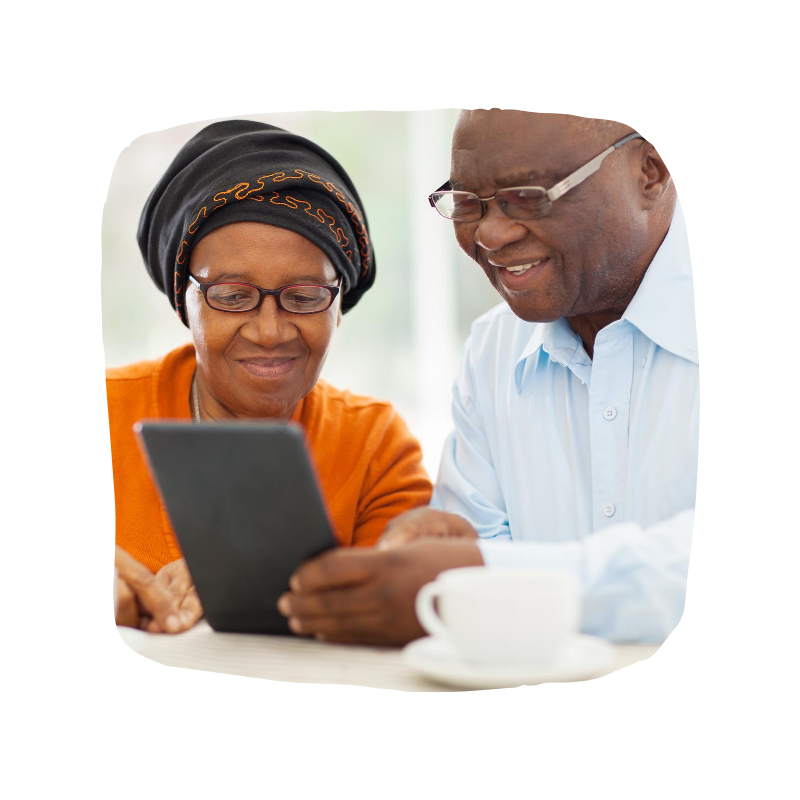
[566,312,622,360]
[568,208,674,359]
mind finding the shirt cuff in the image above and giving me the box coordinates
[477,539,583,584]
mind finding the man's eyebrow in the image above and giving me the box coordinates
[450,168,564,193]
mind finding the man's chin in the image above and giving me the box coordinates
[502,294,564,324]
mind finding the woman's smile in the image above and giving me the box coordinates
[236,355,301,379]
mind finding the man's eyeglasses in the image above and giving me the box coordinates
[188,275,341,314]
[428,132,644,222]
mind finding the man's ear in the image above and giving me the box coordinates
[638,143,672,209]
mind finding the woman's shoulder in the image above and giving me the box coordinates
[302,380,425,481]
[106,344,195,418]
[307,380,398,419]
[302,380,414,445]
[106,344,194,383]
[106,355,161,384]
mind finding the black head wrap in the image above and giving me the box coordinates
[137,119,376,324]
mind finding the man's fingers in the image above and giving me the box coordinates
[377,509,479,551]
[286,611,391,644]
[376,522,421,550]
[278,582,381,621]
[290,548,382,593]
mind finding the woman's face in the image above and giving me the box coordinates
[185,222,342,420]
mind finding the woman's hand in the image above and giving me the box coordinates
[146,558,203,633]
[114,547,202,633]
[377,507,479,550]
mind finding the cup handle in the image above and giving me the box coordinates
[415,581,450,639]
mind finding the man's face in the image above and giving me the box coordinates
[450,111,650,322]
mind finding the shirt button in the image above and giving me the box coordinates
[603,406,617,420]
[603,503,616,518]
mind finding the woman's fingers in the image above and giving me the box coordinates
[155,558,193,593]
[115,546,182,633]
[115,576,140,628]
[156,558,203,630]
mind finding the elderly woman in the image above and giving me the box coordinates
[109,120,432,632]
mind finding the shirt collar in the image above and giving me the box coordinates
[514,198,698,392]
[515,317,592,391]
[622,199,698,365]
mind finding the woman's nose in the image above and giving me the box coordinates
[241,297,297,347]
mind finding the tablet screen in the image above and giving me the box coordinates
[136,421,337,634]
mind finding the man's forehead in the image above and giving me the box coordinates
[450,144,566,190]
[451,110,613,190]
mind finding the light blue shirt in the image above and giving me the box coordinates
[431,202,698,643]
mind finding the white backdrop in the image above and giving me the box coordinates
[102,109,498,477]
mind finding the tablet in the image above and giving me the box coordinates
[135,421,337,634]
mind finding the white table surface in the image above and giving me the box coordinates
[119,621,660,692]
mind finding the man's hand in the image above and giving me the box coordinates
[114,547,201,634]
[277,540,484,646]
[378,507,479,550]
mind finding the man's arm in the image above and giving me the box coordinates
[430,330,692,643]
[377,506,693,643]
[430,334,511,541]
[478,509,694,642]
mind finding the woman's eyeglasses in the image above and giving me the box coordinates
[188,275,341,315]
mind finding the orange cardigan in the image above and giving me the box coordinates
[107,344,432,573]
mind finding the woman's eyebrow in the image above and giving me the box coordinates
[205,272,333,285]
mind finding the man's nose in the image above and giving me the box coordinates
[473,203,529,254]
[242,297,297,346]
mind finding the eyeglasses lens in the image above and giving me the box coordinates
[279,286,332,314]
[496,188,551,220]
[431,192,482,221]
[433,187,551,221]
[206,283,333,314]
[206,283,261,311]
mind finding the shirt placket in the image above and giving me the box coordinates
[589,324,633,531]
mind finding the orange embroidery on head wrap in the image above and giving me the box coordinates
[173,170,372,315]
[176,239,190,266]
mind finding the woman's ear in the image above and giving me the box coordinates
[336,307,343,328]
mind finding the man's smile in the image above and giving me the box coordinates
[494,257,553,290]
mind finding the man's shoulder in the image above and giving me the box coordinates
[466,302,544,359]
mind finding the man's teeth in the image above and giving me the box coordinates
[505,259,544,275]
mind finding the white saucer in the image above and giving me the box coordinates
[403,634,616,690]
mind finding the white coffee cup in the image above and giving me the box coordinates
[415,567,580,665]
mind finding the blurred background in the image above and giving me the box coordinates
[101,110,500,477]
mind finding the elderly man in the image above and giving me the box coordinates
[277,109,697,645]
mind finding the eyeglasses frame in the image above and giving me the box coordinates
[428,131,644,221]
[188,274,342,315]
